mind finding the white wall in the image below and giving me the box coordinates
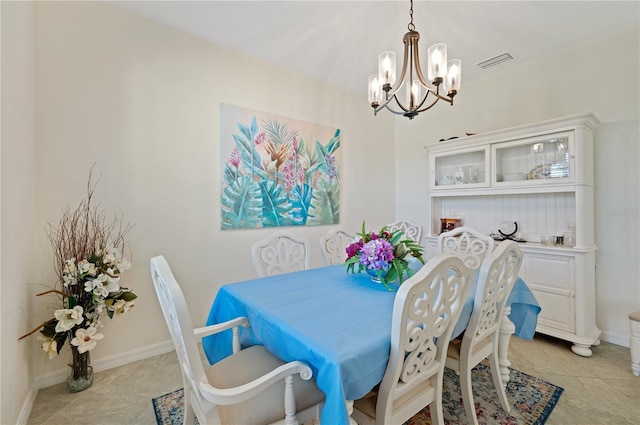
[25,0,396,382]
[395,25,640,345]
[1,1,37,424]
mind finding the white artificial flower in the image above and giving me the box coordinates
[93,284,108,298]
[115,258,131,273]
[103,247,118,265]
[70,327,104,353]
[37,335,58,359]
[63,259,76,275]
[84,281,93,293]
[63,274,77,287]
[77,259,96,276]
[54,306,84,332]
[88,274,109,297]
[109,299,135,315]
[104,269,120,293]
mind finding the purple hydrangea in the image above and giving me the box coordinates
[359,239,394,270]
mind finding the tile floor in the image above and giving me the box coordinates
[27,334,640,425]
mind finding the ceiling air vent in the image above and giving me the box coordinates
[477,52,514,69]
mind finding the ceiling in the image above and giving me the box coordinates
[107,1,639,97]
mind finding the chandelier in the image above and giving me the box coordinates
[368,0,462,119]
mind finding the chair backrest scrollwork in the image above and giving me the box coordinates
[252,231,309,277]
[437,226,495,269]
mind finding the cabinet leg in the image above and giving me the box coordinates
[499,306,515,384]
[571,343,593,357]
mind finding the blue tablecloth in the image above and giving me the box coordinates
[203,265,539,425]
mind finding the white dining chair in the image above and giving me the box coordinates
[437,226,495,269]
[150,255,324,425]
[444,240,524,425]
[252,231,310,277]
[319,227,355,265]
[387,220,423,244]
[352,254,473,425]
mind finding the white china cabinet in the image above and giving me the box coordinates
[425,114,600,356]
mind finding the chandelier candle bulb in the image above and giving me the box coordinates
[378,51,396,88]
[427,43,447,83]
[368,75,382,106]
[407,81,422,109]
[445,59,462,96]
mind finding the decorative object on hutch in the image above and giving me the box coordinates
[367,0,461,119]
[425,114,600,356]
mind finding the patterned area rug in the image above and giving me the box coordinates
[153,360,563,425]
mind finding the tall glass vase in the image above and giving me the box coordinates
[67,346,93,393]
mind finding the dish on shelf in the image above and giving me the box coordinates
[503,172,528,181]
[436,177,455,185]
[499,221,518,236]
[528,164,550,179]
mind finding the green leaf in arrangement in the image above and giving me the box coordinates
[40,321,58,339]
[221,175,263,229]
[120,292,138,302]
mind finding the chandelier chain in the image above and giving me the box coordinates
[408,0,415,31]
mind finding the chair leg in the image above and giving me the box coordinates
[184,399,196,425]
[284,375,299,425]
[489,353,511,413]
[430,380,445,425]
[459,364,479,425]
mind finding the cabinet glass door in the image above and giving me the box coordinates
[493,133,572,184]
[430,147,488,189]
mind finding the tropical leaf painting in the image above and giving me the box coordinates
[221,104,341,230]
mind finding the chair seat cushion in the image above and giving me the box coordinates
[446,336,490,362]
[207,345,325,425]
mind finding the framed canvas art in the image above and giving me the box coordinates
[221,104,341,229]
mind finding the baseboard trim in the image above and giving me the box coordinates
[17,387,38,425]
[34,340,174,389]
[600,331,629,348]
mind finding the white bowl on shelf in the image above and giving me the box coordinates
[437,178,455,186]
[503,172,527,181]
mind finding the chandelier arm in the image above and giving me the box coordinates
[378,102,411,116]
[414,95,442,113]
[425,87,454,104]
[412,42,431,89]
[382,32,412,104]
[375,92,410,115]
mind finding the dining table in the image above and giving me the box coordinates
[203,262,540,425]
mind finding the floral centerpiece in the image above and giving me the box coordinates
[19,171,136,392]
[345,222,425,289]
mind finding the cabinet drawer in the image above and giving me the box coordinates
[531,288,576,333]
[525,254,574,294]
